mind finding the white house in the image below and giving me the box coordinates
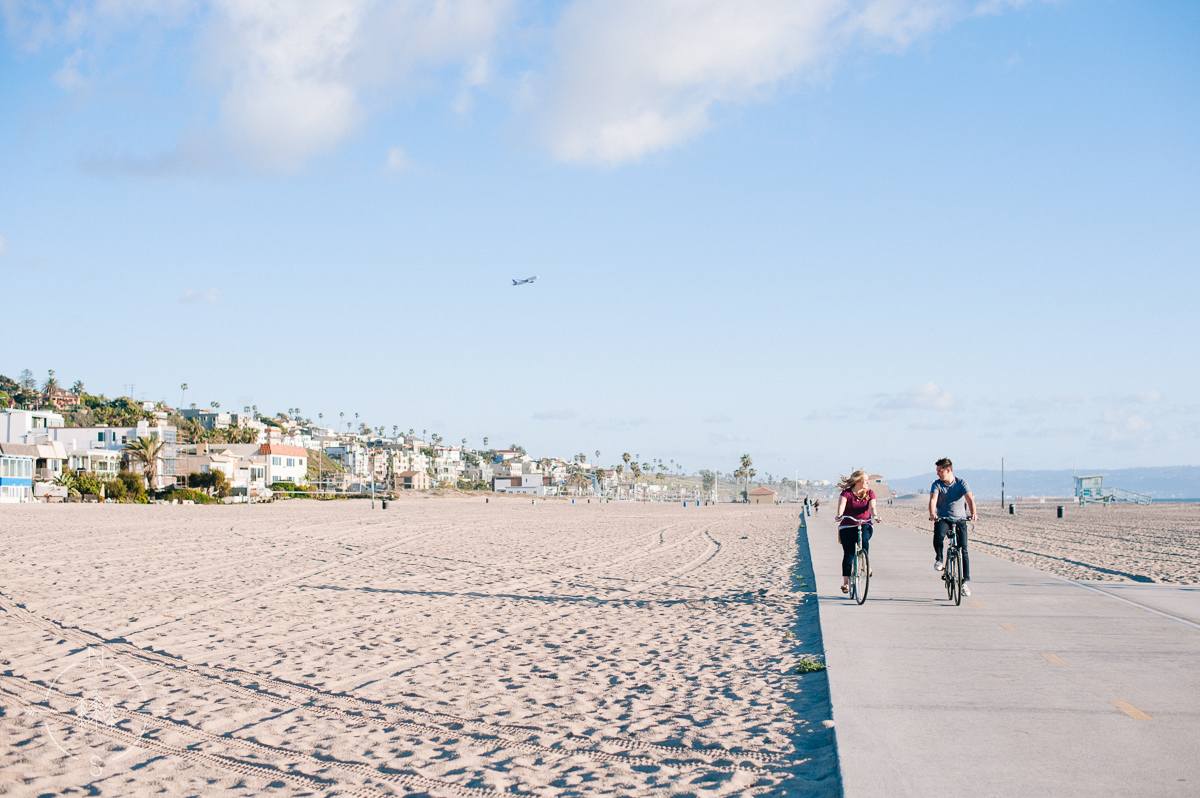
[1,409,65,444]
[42,420,179,489]
[432,445,464,485]
[259,443,307,485]
[492,473,549,496]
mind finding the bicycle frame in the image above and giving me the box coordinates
[937,518,970,606]
[837,515,878,605]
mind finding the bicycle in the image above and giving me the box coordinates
[937,517,971,606]
[836,515,878,605]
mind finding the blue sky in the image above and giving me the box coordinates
[2,0,1197,480]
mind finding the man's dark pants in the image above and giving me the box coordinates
[934,519,971,581]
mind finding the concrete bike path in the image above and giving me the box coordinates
[806,515,1200,798]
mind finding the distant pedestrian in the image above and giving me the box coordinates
[813,499,820,514]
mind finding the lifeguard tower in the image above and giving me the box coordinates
[1074,474,1151,505]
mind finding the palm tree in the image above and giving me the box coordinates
[71,380,84,396]
[622,452,631,470]
[54,471,81,498]
[211,401,220,410]
[595,450,600,465]
[42,370,59,396]
[124,435,165,490]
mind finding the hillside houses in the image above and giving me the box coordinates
[1,377,747,503]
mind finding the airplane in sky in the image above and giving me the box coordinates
[512,276,538,286]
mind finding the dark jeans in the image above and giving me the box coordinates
[839,524,873,577]
[934,519,971,581]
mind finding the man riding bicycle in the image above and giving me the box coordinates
[928,458,976,597]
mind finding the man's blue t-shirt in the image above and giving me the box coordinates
[931,477,972,520]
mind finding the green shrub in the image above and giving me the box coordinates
[117,470,146,502]
[163,488,218,505]
[188,470,230,498]
[456,479,490,491]
[269,482,308,498]
[795,658,826,674]
[74,471,105,498]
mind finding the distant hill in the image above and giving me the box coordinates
[888,467,1200,500]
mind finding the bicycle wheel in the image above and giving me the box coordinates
[854,550,869,604]
[944,549,955,600]
[952,548,963,606]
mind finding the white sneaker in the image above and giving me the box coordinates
[934,560,943,571]
[962,584,971,597]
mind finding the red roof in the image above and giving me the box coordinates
[258,444,308,457]
[748,487,777,495]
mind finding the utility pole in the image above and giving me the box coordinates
[1001,457,1005,510]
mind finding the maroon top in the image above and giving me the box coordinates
[839,489,875,527]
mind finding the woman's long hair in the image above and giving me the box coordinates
[837,469,869,498]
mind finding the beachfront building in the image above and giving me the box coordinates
[259,443,307,485]
[868,474,891,499]
[748,487,777,504]
[66,447,123,477]
[41,420,179,489]
[180,409,231,429]
[397,470,430,490]
[326,440,370,478]
[463,458,494,484]
[176,448,240,482]
[1,409,65,444]
[492,473,550,496]
[432,445,464,486]
[0,442,36,502]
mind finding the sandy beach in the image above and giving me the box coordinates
[882,498,1200,583]
[0,499,836,797]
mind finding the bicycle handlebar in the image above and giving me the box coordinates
[835,515,879,523]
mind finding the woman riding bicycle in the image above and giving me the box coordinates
[836,470,878,594]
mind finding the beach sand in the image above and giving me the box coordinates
[882,498,1200,583]
[0,499,836,797]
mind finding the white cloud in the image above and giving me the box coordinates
[1130,390,1164,404]
[53,48,87,90]
[13,0,513,171]
[205,0,514,169]
[1101,409,1152,432]
[540,0,994,165]
[180,288,220,303]
[8,0,1036,169]
[880,382,957,411]
[385,146,411,171]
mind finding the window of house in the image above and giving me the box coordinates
[286,458,294,467]
[97,432,104,442]
[272,457,281,466]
